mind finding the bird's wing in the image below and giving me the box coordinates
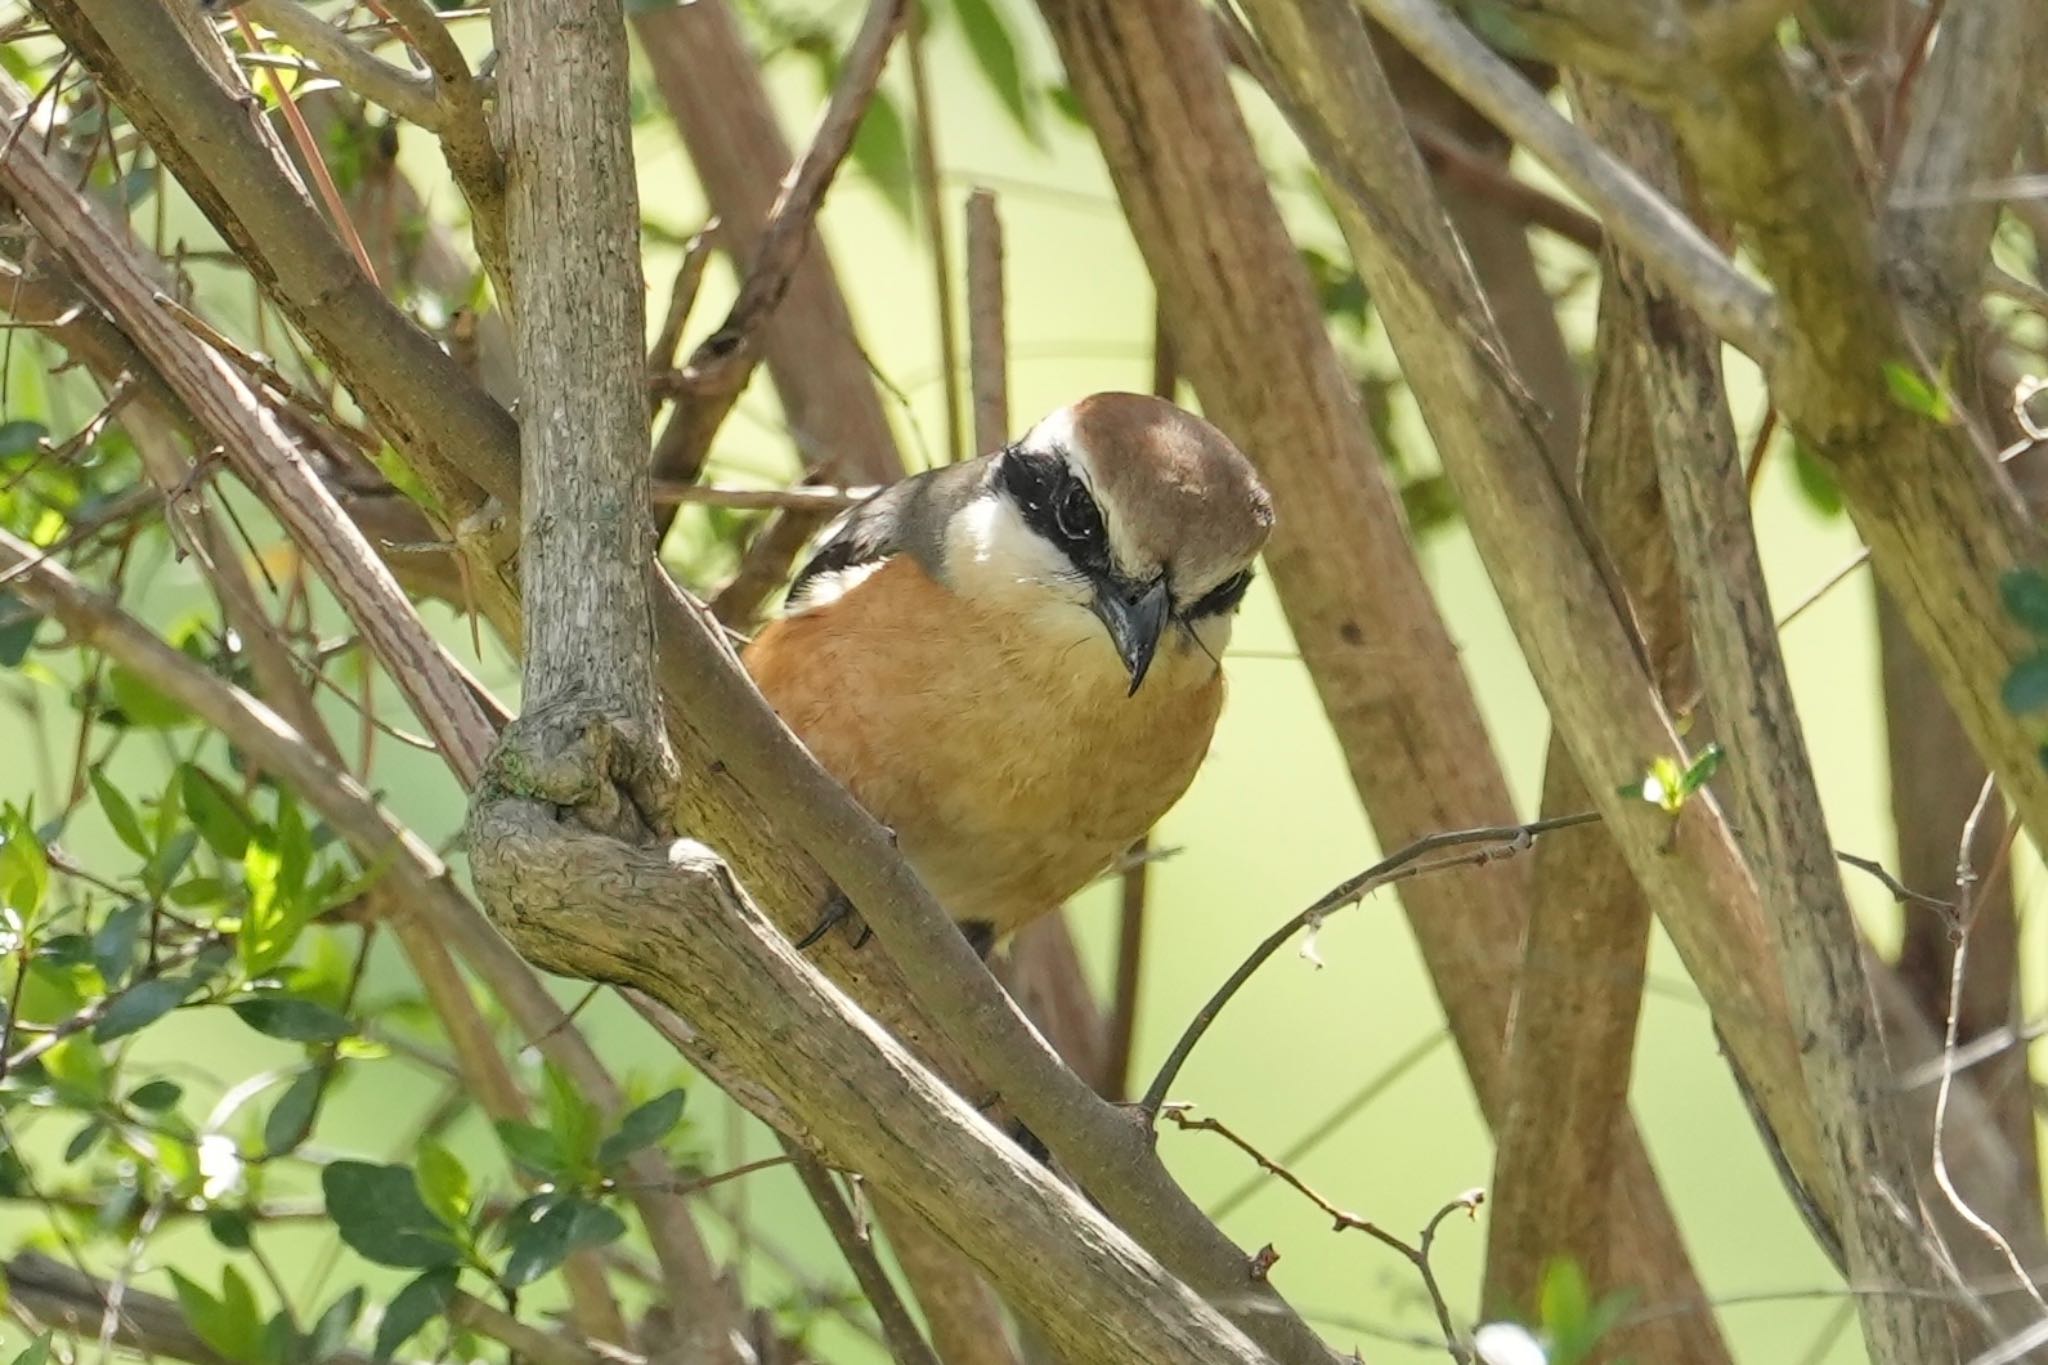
[784,458,991,612]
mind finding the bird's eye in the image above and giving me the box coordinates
[1185,568,1253,619]
[1052,477,1102,545]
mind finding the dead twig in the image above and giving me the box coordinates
[1163,1106,1481,1363]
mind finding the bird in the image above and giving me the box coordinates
[741,392,1274,956]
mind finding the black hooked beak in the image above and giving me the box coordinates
[1089,576,1171,696]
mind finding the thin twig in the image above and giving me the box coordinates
[228,8,380,284]
[1139,812,1600,1114]
[1928,777,2047,1314]
[237,0,440,127]
[650,0,908,484]
[1163,1106,1479,1363]
[784,1141,944,1365]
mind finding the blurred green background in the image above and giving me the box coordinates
[6,3,2038,1361]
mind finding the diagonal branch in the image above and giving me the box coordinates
[236,0,441,128]
[1346,0,1779,361]
[647,0,906,495]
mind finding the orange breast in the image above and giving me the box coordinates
[743,557,1224,935]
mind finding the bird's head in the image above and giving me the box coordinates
[944,393,1274,695]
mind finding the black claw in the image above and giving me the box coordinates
[1008,1119,1050,1166]
[794,889,856,951]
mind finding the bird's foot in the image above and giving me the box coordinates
[794,887,873,951]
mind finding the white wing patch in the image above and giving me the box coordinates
[784,559,886,613]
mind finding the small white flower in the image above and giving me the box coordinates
[198,1134,244,1200]
[1473,1322,1548,1365]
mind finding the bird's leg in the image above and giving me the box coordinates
[793,886,868,951]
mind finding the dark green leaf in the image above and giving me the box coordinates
[180,766,254,858]
[501,1197,627,1288]
[597,1088,685,1169]
[2001,568,2048,636]
[94,974,193,1042]
[306,1288,365,1363]
[493,1119,566,1178]
[372,1268,456,1361]
[1678,742,1724,796]
[322,1161,461,1269]
[0,421,47,458]
[953,0,1036,137]
[263,1069,323,1156]
[231,997,354,1044]
[207,1209,253,1250]
[64,1118,105,1163]
[414,1139,471,1231]
[92,902,146,990]
[9,1333,53,1365]
[142,829,200,901]
[2006,651,2048,715]
[0,592,40,667]
[126,1079,183,1112]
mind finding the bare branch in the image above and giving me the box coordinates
[237,0,441,128]
[965,187,1007,459]
[648,0,908,490]
[785,1147,945,1365]
[1352,0,1779,361]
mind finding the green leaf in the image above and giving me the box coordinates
[414,1139,472,1231]
[207,1209,253,1250]
[0,421,47,458]
[2001,568,2048,636]
[238,838,309,977]
[94,974,194,1042]
[953,0,1036,137]
[0,591,40,667]
[372,1267,457,1361]
[322,1161,461,1269]
[1788,439,1841,517]
[2006,651,2048,714]
[142,829,200,902]
[1538,1256,1591,1340]
[91,769,151,858]
[597,1088,685,1169]
[851,91,914,223]
[180,766,254,859]
[306,1287,365,1363]
[126,1079,183,1112]
[1679,742,1724,797]
[494,1120,567,1178]
[64,1118,105,1163]
[107,664,196,729]
[8,1333,53,1365]
[501,1197,627,1288]
[541,1063,601,1174]
[1881,358,1956,424]
[91,902,146,991]
[171,1265,265,1364]
[231,997,354,1044]
[263,1069,323,1156]
[0,808,49,921]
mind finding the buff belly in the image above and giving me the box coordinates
[743,557,1224,936]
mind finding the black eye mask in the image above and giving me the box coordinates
[997,447,1113,579]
